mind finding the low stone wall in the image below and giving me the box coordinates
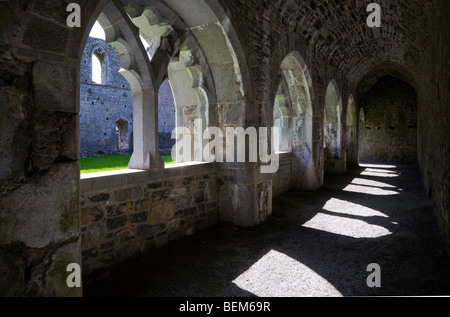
[272,153,294,198]
[80,163,218,276]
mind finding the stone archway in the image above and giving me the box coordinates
[0,0,256,296]
[324,80,344,174]
[278,52,319,191]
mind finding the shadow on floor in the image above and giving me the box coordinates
[84,164,450,297]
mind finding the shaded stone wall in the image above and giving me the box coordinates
[360,76,417,163]
[272,154,294,198]
[416,0,450,254]
[80,165,218,275]
[0,0,105,297]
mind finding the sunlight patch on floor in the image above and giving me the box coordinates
[360,169,400,178]
[302,212,392,238]
[322,198,389,218]
[343,183,400,195]
[351,177,398,189]
[359,163,398,169]
[233,250,342,297]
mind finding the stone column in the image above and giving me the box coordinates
[128,91,164,170]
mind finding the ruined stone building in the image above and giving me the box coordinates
[0,0,449,297]
[80,37,175,156]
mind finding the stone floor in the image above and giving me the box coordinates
[84,164,450,297]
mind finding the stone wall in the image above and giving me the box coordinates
[272,153,294,198]
[360,76,417,163]
[80,164,218,275]
[416,0,450,253]
[80,38,133,156]
[158,80,176,155]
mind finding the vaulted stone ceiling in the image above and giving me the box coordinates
[228,0,440,84]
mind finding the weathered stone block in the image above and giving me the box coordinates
[205,181,218,201]
[184,207,197,215]
[146,182,163,190]
[33,62,77,113]
[115,228,135,244]
[194,191,205,204]
[88,222,105,244]
[130,211,149,223]
[80,207,104,226]
[167,218,181,232]
[0,163,79,249]
[152,189,169,203]
[183,177,193,185]
[149,203,174,224]
[197,181,206,190]
[82,247,99,261]
[89,193,110,203]
[31,1,70,26]
[106,216,128,231]
[135,199,150,212]
[174,209,185,217]
[114,187,143,202]
[23,16,69,52]
[106,202,133,217]
[136,224,165,237]
[101,240,115,251]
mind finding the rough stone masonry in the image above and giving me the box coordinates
[0,0,448,297]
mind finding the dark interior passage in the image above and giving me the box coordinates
[359,76,417,163]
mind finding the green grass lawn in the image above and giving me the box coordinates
[80,154,175,174]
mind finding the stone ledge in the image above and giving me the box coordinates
[80,162,215,194]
